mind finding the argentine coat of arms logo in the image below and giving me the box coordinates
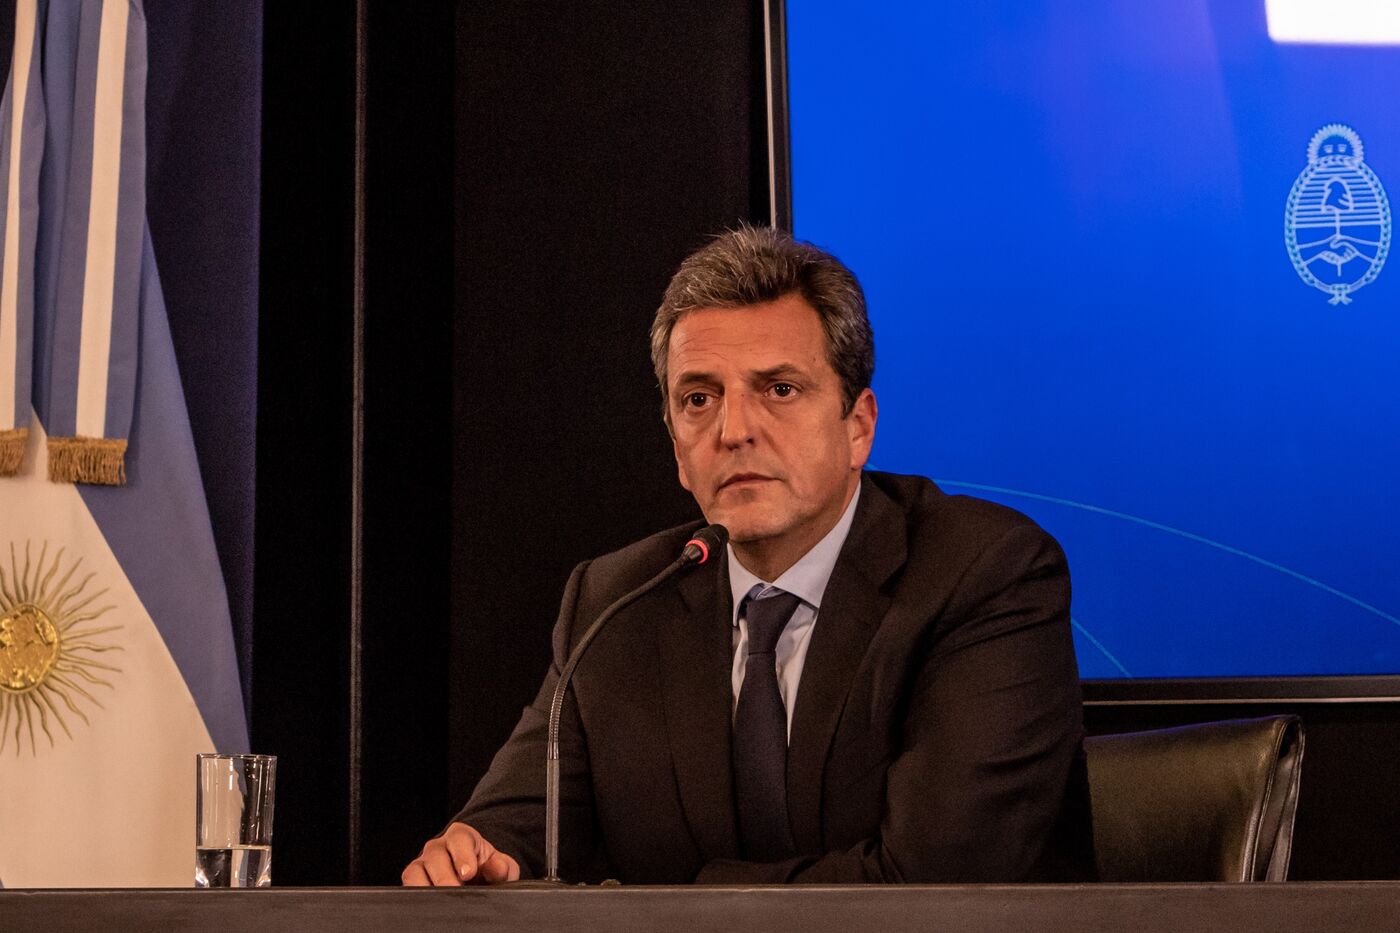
[1284,124,1391,305]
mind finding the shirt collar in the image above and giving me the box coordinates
[727,483,862,625]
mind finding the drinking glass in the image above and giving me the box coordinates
[195,753,277,887]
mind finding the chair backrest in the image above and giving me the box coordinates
[1085,715,1305,882]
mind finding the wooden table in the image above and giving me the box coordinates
[5,883,1400,933]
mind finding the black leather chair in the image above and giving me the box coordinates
[1085,715,1305,882]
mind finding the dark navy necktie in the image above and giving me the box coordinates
[733,588,802,862]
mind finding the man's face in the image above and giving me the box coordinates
[665,293,876,573]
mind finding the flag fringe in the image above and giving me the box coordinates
[0,427,28,476]
[47,436,127,486]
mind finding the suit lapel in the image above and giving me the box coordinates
[656,557,740,860]
[785,477,907,853]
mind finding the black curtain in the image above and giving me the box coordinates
[144,0,262,716]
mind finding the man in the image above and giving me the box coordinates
[404,226,1094,885]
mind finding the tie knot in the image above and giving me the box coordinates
[743,589,802,656]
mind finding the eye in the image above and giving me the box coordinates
[683,391,711,409]
[769,382,797,398]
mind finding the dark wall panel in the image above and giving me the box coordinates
[359,0,455,884]
[256,1,356,886]
[450,0,760,811]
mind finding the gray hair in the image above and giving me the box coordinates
[650,225,874,421]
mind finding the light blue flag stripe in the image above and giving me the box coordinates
[102,0,142,440]
[42,0,141,481]
[77,225,248,754]
[32,0,78,423]
[40,0,92,439]
[0,0,43,445]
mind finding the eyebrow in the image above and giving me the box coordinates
[671,370,718,393]
[751,364,807,382]
[671,363,810,393]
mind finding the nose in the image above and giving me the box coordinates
[718,390,757,449]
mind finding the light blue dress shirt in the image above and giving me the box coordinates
[728,484,862,740]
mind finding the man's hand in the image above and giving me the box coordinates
[401,822,521,885]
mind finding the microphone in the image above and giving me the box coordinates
[536,524,727,884]
[679,523,727,567]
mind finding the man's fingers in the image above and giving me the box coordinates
[401,823,516,886]
[477,849,521,884]
[443,824,484,882]
[401,827,477,886]
[462,830,516,885]
[402,850,460,887]
[428,840,473,885]
[422,843,467,886]
[400,861,432,886]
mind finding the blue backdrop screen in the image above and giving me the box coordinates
[788,1,1400,678]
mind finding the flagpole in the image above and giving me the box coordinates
[348,0,369,887]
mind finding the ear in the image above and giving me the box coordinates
[845,388,878,471]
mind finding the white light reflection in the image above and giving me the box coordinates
[1267,0,1400,46]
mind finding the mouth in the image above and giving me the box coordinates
[719,473,776,491]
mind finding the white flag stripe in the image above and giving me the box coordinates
[0,0,37,431]
[0,416,214,887]
[75,0,131,438]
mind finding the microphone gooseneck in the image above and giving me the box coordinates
[540,523,727,883]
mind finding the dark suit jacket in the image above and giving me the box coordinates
[458,471,1095,883]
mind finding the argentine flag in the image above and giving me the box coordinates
[0,0,247,886]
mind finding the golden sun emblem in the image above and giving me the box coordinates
[0,541,122,755]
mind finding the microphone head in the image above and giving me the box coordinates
[681,524,729,565]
